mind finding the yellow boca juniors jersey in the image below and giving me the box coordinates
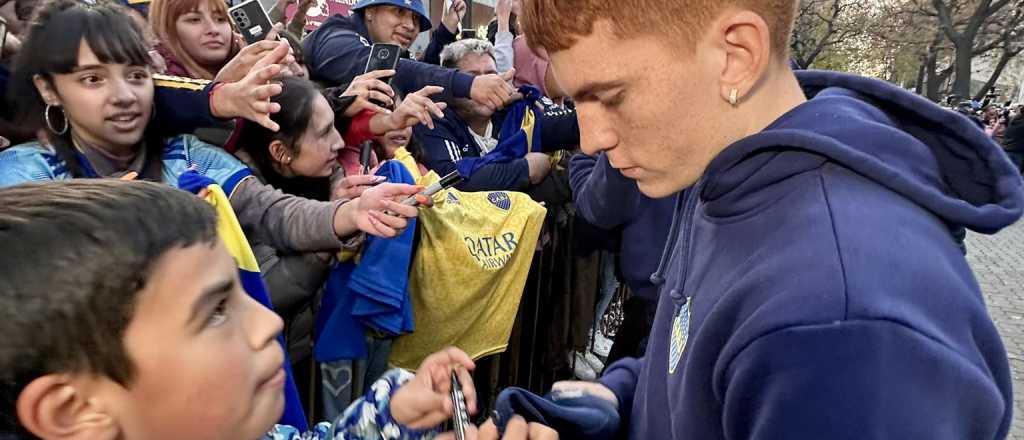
[390,184,547,369]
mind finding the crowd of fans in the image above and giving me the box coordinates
[948,97,1024,170]
[0,0,576,438]
[1,0,1023,439]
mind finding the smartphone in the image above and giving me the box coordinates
[400,171,463,207]
[229,0,275,44]
[364,43,402,85]
[450,371,469,440]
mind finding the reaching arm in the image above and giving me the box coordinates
[569,153,643,229]
[305,29,474,100]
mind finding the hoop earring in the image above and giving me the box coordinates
[728,89,739,107]
[44,104,69,136]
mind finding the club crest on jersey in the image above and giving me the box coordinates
[668,297,691,375]
[487,192,512,211]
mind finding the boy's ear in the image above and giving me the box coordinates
[16,375,119,440]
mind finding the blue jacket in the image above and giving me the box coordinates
[0,135,250,193]
[569,153,675,300]
[599,70,1023,439]
[302,13,472,99]
[415,102,579,192]
[315,161,417,362]
[152,76,221,136]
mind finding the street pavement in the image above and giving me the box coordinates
[969,221,1024,439]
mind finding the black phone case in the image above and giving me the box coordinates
[229,0,274,45]
[363,43,402,85]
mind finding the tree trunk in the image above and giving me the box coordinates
[972,49,1020,101]
[915,54,928,95]
[925,46,944,101]
[950,37,975,97]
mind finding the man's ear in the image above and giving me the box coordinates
[713,9,772,106]
[32,75,62,107]
[16,375,120,440]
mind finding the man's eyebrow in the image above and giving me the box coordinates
[572,80,625,102]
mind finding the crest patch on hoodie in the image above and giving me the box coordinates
[668,297,691,375]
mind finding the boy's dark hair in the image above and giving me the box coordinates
[0,180,218,435]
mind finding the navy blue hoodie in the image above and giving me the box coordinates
[302,13,474,99]
[569,152,675,300]
[599,70,1023,440]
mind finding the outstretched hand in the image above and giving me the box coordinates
[470,69,518,111]
[351,183,423,237]
[383,86,448,131]
[215,24,293,83]
[211,42,290,131]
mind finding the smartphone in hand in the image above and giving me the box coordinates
[229,0,275,44]
[364,43,402,86]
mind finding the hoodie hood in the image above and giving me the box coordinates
[703,70,1023,234]
[319,13,371,40]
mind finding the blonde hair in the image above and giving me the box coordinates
[149,0,240,79]
[521,0,796,59]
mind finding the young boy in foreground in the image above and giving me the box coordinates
[0,180,476,440]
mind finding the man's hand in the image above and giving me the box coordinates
[378,86,448,132]
[211,43,289,131]
[442,0,467,34]
[470,69,517,112]
[525,152,552,185]
[391,347,478,429]
[341,70,397,116]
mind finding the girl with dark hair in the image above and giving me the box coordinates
[234,76,446,319]
[1,0,423,253]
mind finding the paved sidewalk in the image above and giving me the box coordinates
[968,221,1024,439]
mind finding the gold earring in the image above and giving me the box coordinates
[729,89,739,106]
